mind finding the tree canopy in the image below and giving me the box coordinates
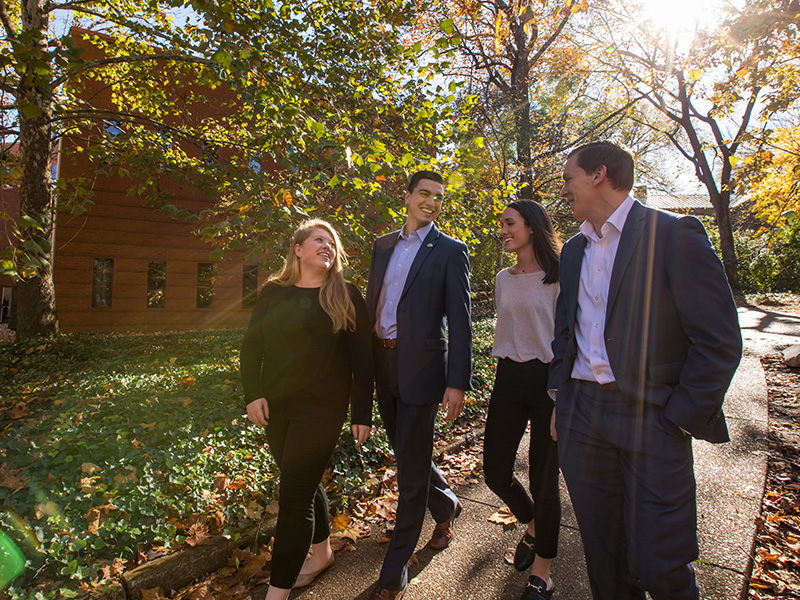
[0,0,474,339]
[577,0,800,291]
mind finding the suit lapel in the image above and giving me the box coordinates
[607,200,648,316]
[400,225,440,301]
[562,234,587,330]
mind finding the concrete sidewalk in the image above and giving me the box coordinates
[251,353,766,599]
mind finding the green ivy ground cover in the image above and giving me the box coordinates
[0,316,495,599]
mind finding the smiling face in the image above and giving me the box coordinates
[560,153,602,223]
[294,227,336,274]
[405,178,444,232]
[500,206,533,255]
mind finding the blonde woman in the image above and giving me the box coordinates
[241,219,374,600]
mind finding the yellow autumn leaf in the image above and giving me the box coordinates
[494,12,503,54]
[331,513,351,531]
[688,69,702,82]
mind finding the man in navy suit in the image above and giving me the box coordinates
[549,142,742,600]
[366,170,472,600]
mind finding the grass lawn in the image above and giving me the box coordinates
[0,318,495,599]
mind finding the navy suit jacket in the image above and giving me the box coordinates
[366,224,472,405]
[549,201,742,443]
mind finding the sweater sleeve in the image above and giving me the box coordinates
[345,283,375,426]
[240,283,274,406]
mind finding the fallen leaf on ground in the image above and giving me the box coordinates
[488,506,518,529]
[330,537,355,552]
[504,547,515,566]
[0,463,27,493]
[141,588,166,600]
[186,523,214,547]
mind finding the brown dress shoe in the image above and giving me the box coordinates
[427,501,462,550]
[368,585,406,599]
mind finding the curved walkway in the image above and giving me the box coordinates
[249,305,796,599]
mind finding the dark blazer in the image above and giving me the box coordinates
[549,200,742,443]
[366,224,472,404]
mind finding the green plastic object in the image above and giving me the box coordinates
[0,529,24,589]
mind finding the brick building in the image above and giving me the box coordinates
[17,29,266,334]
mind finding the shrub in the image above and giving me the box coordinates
[700,216,800,293]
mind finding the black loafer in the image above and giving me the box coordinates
[514,531,536,571]
[520,576,554,600]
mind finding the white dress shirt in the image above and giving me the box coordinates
[375,222,434,338]
[571,195,635,384]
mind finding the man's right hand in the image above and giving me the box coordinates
[550,407,557,442]
[246,398,269,428]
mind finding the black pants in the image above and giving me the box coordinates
[265,391,346,589]
[483,358,560,559]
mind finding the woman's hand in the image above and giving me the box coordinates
[351,424,371,448]
[246,398,269,428]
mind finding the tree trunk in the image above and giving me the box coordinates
[16,0,59,341]
[510,22,533,201]
[713,194,741,294]
[512,83,533,200]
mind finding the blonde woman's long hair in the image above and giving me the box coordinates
[270,219,356,332]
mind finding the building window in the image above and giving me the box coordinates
[92,258,113,308]
[147,261,166,308]
[242,264,258,308]
[197,263,214,308]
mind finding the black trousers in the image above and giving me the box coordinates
[265,391,346,589]
[483,357,560,559]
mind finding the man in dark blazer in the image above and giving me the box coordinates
[365,170,472,600]
[549,141,742,600]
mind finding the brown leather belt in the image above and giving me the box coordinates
[375,337,397,349]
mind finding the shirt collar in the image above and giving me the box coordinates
[400,221,434,242]
[580,195,635,242]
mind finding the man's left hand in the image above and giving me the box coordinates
[441,387,466,421]
[351,424,371,447]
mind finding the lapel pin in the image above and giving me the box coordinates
[427,243,433,247]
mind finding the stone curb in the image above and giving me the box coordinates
[103,424,486,600]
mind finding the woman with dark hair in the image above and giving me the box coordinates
[240,219,373,600]
[484,200,562,600]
